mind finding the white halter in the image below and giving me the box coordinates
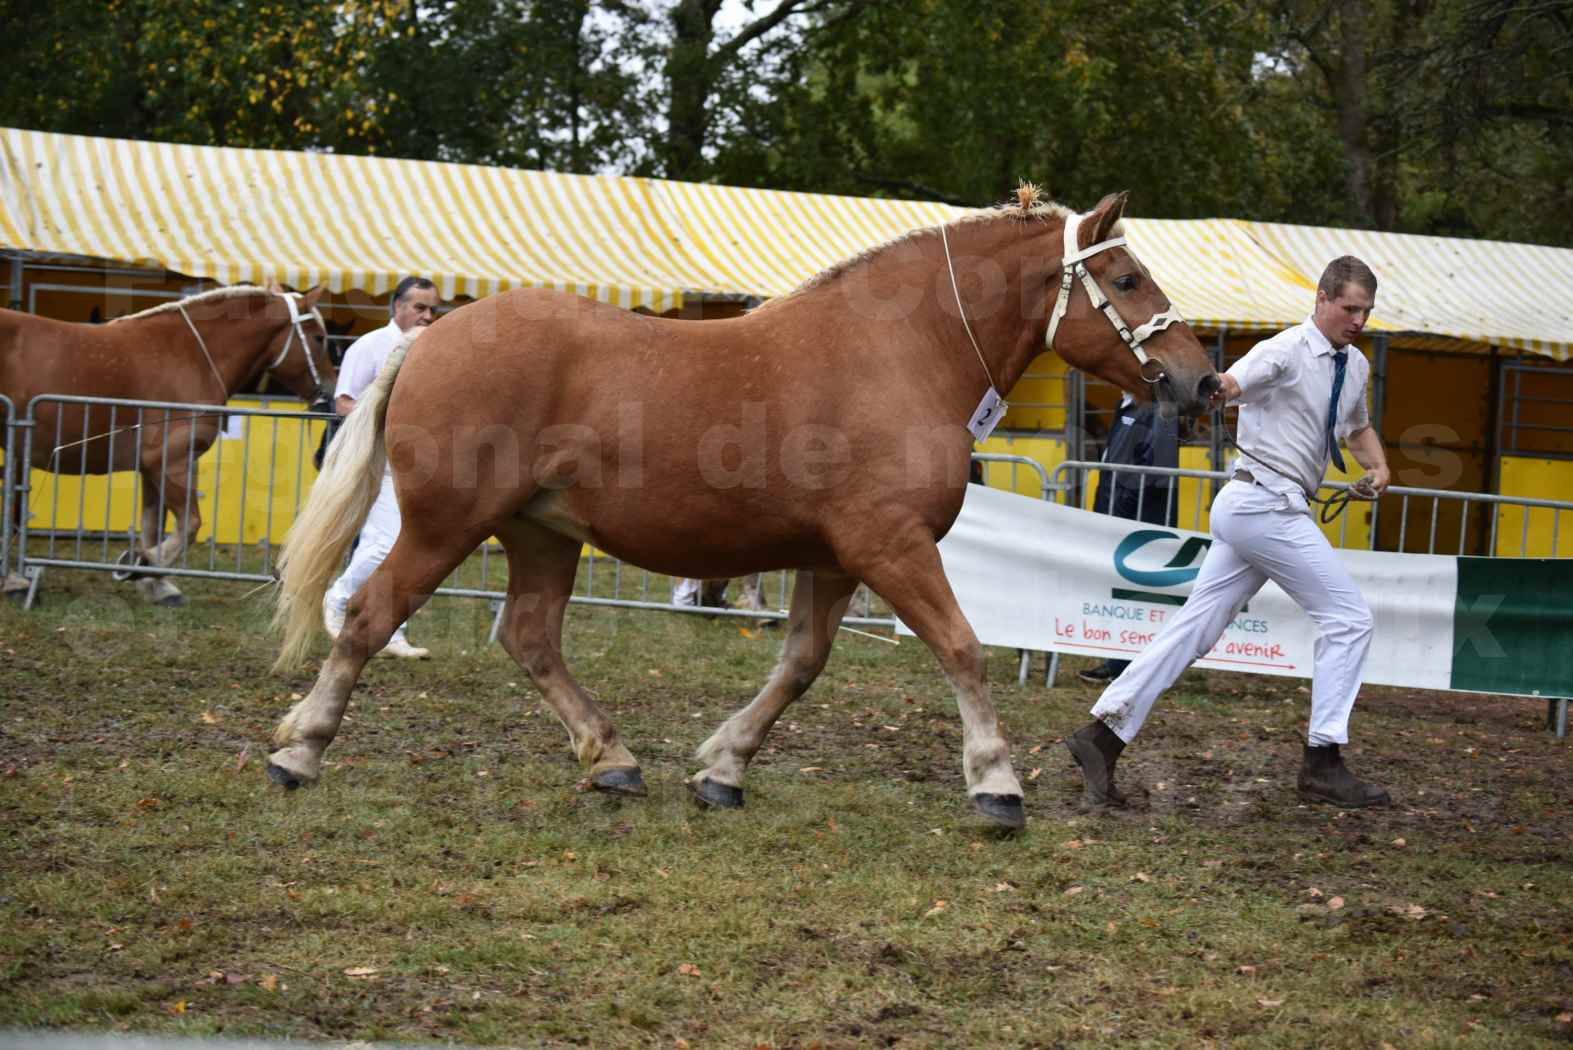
[1044,212,1186,381]
[270,291,329,391]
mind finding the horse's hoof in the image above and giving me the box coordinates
[266,763,304,790]
[688,776,744,809]
[971,792,1026,830]
[591,767,648,797]
[154,592,187,608]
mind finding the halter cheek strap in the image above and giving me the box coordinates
[270,291,329,391]
[1044,212,1186,380]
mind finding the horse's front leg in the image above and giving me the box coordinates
[691,570,858,808]
[841,523,1025,829]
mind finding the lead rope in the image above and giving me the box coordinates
[177,303,230,399]
[939,222,1001,395]
[1215,422,1374,525]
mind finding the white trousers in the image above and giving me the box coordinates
[325,471,413,641]
[1090,480,1373,747]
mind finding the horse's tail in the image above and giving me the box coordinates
[271,329,419,672]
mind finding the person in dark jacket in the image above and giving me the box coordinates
[1078,392,1180,685]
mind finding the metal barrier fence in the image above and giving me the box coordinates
[5,396,1075,681]
[1,394,15,581]
[1050,460,1573,556]
[11,396,1567,711]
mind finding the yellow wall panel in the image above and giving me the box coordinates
[1496,456,1573,557]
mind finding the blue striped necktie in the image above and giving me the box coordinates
[1325,350,1348,471]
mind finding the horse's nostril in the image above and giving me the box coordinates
[1198,374,1222,400]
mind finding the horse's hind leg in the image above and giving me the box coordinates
[691,569,858,808]
[495,518,645,796]
[133,466,198,607]
[267,524,470,788]
[839,523,1024,829]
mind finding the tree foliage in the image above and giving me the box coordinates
[1,0,1566,246]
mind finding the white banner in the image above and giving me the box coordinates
[898,486,1458,690]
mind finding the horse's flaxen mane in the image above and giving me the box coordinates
[111,286,274,323]
[752,184,1072,312]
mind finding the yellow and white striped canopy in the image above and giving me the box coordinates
[3,128,1570,358]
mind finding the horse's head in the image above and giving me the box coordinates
[262,284,337,403]
[1045,192,1219,415]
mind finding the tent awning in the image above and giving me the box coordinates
[3,128,1569,359]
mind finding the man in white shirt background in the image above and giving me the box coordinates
[321,275,440,659]
[1067,256,1393,810]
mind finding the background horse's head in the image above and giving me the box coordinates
[261,284,336,403]
[1047,192,1219,415]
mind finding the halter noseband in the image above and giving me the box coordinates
[1044,212,1186,382]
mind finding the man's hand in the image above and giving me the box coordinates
[1209,372,1241,409]
[1358,464,1391,497]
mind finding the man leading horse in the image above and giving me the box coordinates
[1067,255,1392,810]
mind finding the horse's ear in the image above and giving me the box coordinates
[1086,191,1129,246]
[267,280,286,294]
[302,284,327,308]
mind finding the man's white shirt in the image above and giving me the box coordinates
[334,320,405,403]
[1224,316,1371,506]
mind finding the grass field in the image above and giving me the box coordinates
[2,566,1570,1049]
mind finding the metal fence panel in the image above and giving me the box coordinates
[1050,460,1573,558]
[1,394,15,579]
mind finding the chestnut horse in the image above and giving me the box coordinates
[269,189,1220,828]
[0,285,335,604]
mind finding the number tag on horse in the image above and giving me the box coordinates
[967,387,1008,443]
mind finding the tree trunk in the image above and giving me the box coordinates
[664,0,723,180]
[1335,0,1376,225]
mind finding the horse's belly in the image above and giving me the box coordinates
[522,489,830,578]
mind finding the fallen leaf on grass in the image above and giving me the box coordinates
[797,766,824,773]
[168,1000,187,1015]
[1237,965,1257,975]
[676,963,701,977]
[1062,839,1084,850]
[234,747,250,771]
[343,967,380,979]
[992,881,1015,893]
[1391,837,1406,847]
[1555,1012,1572,1024]
[923,899,948,918]
[1027,767,1042,781]
[1063,886,1084,898]
[200,710,220,725]
[1257,998,1283,1008]
[1131,872,1152,883]
[259,974,279,993]
[1327,896,1345,910]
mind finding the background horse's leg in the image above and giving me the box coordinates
[267,525,465,788]
[133,466,190,607]
[842,525,1025,828]
[495,518,645,796]
[691,569,858,808]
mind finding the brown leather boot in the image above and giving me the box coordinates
[1297,744,1390,808]
[1066,719,1127,806]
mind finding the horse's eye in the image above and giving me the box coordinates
[1114,274,1138,292]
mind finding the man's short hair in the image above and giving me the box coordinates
[391,275,437,313]
[1318,256,1378,300]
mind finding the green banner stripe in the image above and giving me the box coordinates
[1451,557,1573,697]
